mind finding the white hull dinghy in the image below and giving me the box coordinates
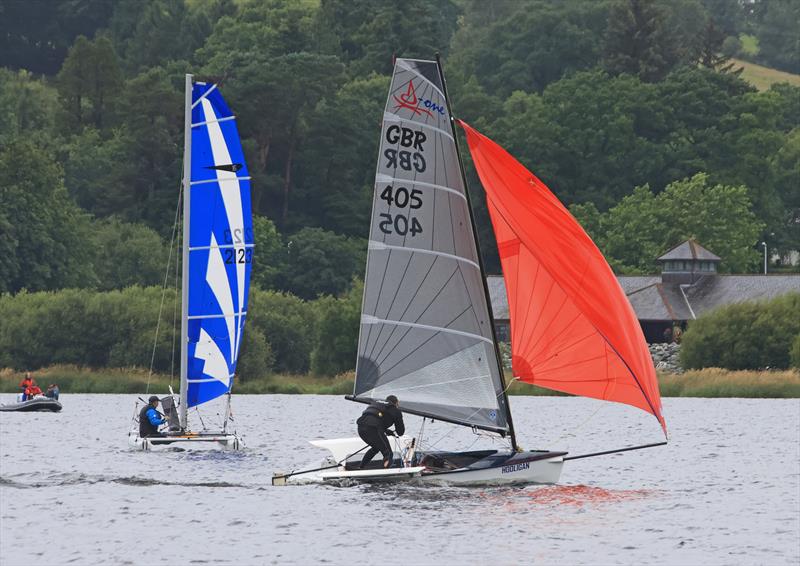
[273,57,666,487]
[128,74,252,451]
[0,395,62,413]
[276,437,565,486]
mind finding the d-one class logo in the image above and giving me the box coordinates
[393,81,445,118]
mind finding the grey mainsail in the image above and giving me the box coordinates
[353,58,509,434]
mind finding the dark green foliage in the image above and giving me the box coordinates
[0,0,115,74]
[449,0,609,97]
[279,228,365,300]
[1,0,798,381]
[56,36,123,132]
[246,289,316,374]
[681,293,800,370]
[0,69,58,146]
[236,326,275,381]
[319,0,460,76]
[791,334,800,369]
[90,218,171,291]
[753,0,800,73]
[603,0,684,81]
[0,141,95,293]
[310,280,362,375]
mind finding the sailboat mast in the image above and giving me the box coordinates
[435,54,518,451]
[179,73,192,430]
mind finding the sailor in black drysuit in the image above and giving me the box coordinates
[356,395,405,469]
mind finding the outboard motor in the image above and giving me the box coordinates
[160,396,182,432]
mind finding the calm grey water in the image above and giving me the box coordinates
[1,395,798,565]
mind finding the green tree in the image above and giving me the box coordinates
[790,334,800,369]
[250,214,286,291]
[112,66,183,232]
[681,293,800,370]
[56,35,123,132]
[603,0,683,81]
[0,69,58,146]
[90,218,170,291]
[0,0,115,74]
[236,326,275,381]
[755,0,800,73]
[449,0,609,97]
[294,74,389,236]
[573,173,764,273]
[310,279,362,375]
[0,141,95,293]
[320,0,460,76]
[246,289,316,373]
[279,228,365,300]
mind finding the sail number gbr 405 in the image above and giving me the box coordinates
[380,124,426,237]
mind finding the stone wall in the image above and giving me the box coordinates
[649,343,683,373]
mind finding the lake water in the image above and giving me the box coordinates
[1,395,798,565]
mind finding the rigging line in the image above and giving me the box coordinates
[146,180,183,394]
[170,233,180,387]
[424,376,519,452]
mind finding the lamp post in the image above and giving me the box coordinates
[761,241,767,274]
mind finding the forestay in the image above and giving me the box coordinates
[185,81,253,408]
[353,58,509,434]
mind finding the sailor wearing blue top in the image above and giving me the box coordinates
[139,396,167,437]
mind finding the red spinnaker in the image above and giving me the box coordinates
[459,121,666,435]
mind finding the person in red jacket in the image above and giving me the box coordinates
[19,372,35,401]
[26,384,43,398]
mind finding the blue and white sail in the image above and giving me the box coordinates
[182,79,253,410]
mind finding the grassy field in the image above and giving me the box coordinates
[2,366,798,398]
[732,58,800,91]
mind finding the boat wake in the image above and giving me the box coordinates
[0,474,249,489]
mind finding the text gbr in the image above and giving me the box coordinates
[384,125,426,173]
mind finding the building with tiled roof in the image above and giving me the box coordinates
[488,240,799,343]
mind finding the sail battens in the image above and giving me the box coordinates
[369,374,491,394]
[361,315,493,345]
[192,115,236,128]
[188,311,247,320]
[375,174,467,201]
[189,243,254,251]
[190,176,250,186]
[188,374,234,383]
[382,112,454,140]
[190,83,217,109]
[368,240,480,271]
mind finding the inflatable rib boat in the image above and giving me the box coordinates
[0,396,62,412]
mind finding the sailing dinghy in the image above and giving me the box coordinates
[128,75,252,451]
[274,57,666,486]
